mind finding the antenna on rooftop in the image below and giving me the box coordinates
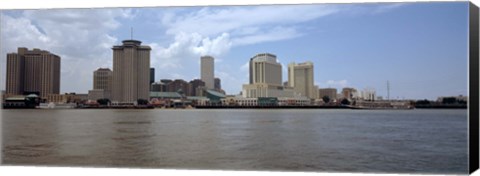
[387,80,390,100]
[130,27,133,40]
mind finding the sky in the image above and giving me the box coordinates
[0,2,469,100]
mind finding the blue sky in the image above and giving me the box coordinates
[0,2,469,100]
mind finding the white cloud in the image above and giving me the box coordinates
[1,4,406,94]
[325,80,349,89]
[149,5,344,94]
[372,3,405,14]
[240,61,249,72]
[162,5,340,37]
[232,26,302,46]
[0,9,132,93]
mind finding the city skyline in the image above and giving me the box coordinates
[0,2,469,100]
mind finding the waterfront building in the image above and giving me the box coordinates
[150,82,165,92]
[111,40,151,103]
[318,88,338,100]
[166,79,189,94]
[2,94,40,108]
[341,87,357,100]
[243,83,296,98]
[88,89,108,101]
[149,91,183,107]
[204,89,226,104]
[75,94,89,102]
[188,79,206,96]
[201,56,214,89]
[243,53,297,98]
[46,93,81,103]
[5,47,60,98]
[288,61,315,99]
[359,88,376,101]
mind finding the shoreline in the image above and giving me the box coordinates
[2,105,468,110]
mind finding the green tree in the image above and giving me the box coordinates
[97,98,110,105]
[442,97,457,104]
[341,98,350,105]
[416,99,430,105]
[322,96,330,104]
[137,99,149,105]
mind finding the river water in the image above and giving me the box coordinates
[1,109,468,174]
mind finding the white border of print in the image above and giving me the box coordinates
[0,0,478,176]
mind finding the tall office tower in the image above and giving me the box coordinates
[200,55,214,89]
[93,68,113,99]
[288,62,315,99]
[214,77,221,90]
[112,40,151,102]
[5,50,25,95]
[150,68,155,85]
[5,47,60,97]
[243,53,295,98]
[251,53,282,85]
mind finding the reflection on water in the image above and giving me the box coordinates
[1,109,468,174]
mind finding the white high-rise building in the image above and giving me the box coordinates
[112,39,151,103]
[360,88,376,101]
[201,56,214,89]
[288,62,315,99]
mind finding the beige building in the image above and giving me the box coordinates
[46,93,80,103]
[88,89,108,101]
[288,62,315,99]
[5,47,60,98]
[341,87,357,100]
[92,68,112,99]
[200,56,214,89]
[250,53,282,85]
[243,83,295,98]
[359,88,376,101]
[243,53,298,98]
[318,88,337,100]
[112,40,151,103]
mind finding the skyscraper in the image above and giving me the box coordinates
[288,62,315,99]
[214,77,221,90]
[201,55,214,89]
[250,53,282,85]
[5,47,60,97]
[112,40,151,102]
[150,68,155,85]
[242,53,295,98]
